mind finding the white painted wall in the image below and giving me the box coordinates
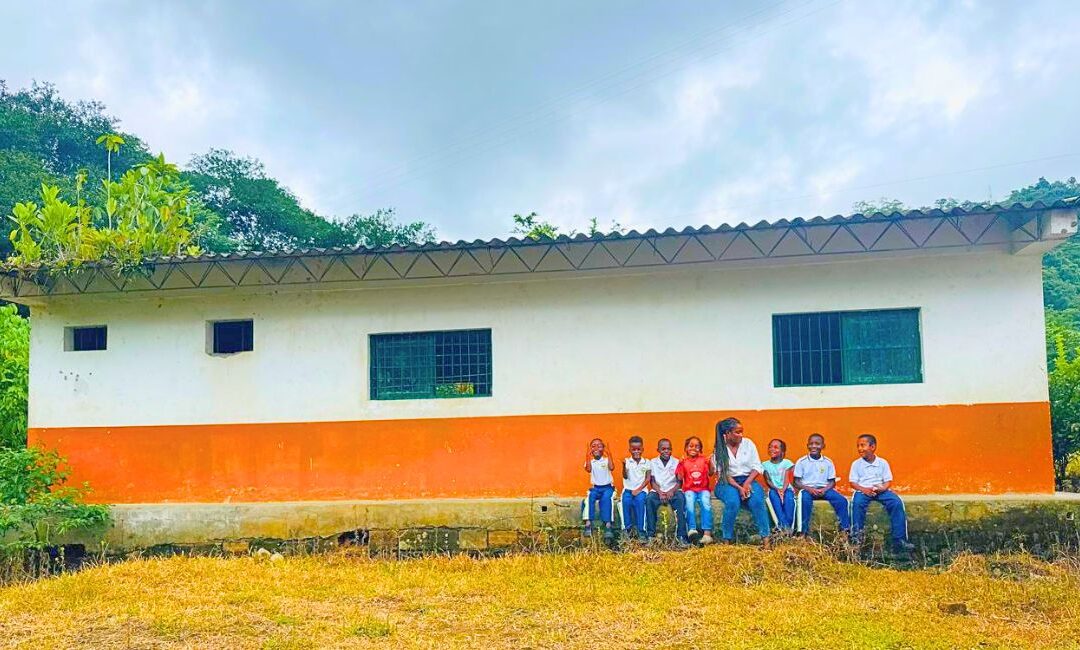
[28,251,1048,428]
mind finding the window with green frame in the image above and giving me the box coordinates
[772,309,922,387]
[370,329,492,400]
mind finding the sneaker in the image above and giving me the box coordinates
[687,528,699,541]
[700,533,714,545]
[674,539,692,549]
[893,540,916,553]
[582,524,593,538]
[602,526,614,541]
[761,536,772,551]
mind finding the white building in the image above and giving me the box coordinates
[2,201,1076,536]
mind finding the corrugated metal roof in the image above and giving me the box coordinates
[2,196,1071,282]
[130,196,1080,265]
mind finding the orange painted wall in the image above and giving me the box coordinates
[28,401,1053,503]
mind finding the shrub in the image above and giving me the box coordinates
[0,304,28,449]
[0,446,109,551]
[1049,333,1080,484]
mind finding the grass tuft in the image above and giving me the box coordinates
[344,615,393,638]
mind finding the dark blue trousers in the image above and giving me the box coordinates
[582,484,615,523]
[851,489,908,543]
[645,490,689,542]
[621,489,648,537]
[796,488,850,534]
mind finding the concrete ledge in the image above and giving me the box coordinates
[60,494,1080,554]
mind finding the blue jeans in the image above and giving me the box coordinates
[716,476,771,540]
[582,484,615,523]
[645,490,688,542]
[796,488,850,534]
[851,489,908,543]
[684,490,713,533]
[767,487,796,532]
[621,489,648,537]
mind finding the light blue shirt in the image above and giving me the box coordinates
[793,455,837,489]
[849,456,893,488]
[762,458,793,489]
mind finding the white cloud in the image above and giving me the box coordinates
[50,9,266,164]
[690,155,798,225]
[515,54,765,234]
[808,160,863,202]
[827,4,993,132]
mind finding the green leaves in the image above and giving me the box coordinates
[511,212,558,240]
[0,305,28,450]
[1050,329,1080,483]
[0,446,110,549]
[94,133,125,154]
[4,152,203,272]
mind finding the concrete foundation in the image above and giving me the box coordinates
[59,494,1080,557]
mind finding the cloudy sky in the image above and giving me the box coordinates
[3,0,1080,240]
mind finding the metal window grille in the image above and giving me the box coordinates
[773,309,921,387]
[67,326,107,351]
[370,329,492,400]
[212,320,254,354]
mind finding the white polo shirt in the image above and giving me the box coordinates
[793,454,837,489]
[623,457,650,492]
[849,456,893,488]
[724,438,765,477]
[589,457,614,487]
[648,455,681,492]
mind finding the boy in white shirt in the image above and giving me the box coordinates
[582,438,615,540]
[621,436,651,542]
[793,433,850,537]
[849,434,915,554]
[644,438,690,546]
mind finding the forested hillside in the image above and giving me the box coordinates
[0,81,434,258]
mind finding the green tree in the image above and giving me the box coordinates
[851,197,908,215]
[341,208,435,248]
[1006,176,1080,205]
[0,82,152,257]
[185,149,349,250]
[1049,333,1080,484]
[0,305,28,449]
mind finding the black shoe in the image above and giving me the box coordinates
[893,540,915,553]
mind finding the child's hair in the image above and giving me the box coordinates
[589,437,603,446]
[657,437,671,449]
[629,435,643,445]
[858,433,878,446]
[808,432,825,444]
[684,435,703,451]
[713,417,741,480]
[769,438,787,454]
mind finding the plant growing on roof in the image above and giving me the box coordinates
[5,151,213,272]
[511,212,558,240]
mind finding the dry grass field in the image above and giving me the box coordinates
[1,543,1079,649]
